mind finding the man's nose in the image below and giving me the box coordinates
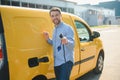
[53,16,57,20]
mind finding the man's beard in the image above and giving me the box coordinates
[53,19,60,25]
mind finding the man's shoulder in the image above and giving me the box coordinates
[63,22,72,29]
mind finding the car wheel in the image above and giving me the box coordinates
[93,53,104,74]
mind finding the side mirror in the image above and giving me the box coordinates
[91,31,100,40]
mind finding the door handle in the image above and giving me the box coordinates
[28,56,49,67]
[81,48,85,51]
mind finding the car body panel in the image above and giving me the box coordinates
[0,6,104,80]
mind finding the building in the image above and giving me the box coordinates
[0,0,75,14]
[75,5,116,26]
[95,0,120,25]
[0,0,117,26]
[96,0,120,16]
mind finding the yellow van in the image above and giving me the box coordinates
[0,6,104,80]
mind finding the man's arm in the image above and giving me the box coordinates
[43,32,53,45]
[61,27,74,49]
[47,38,53,45]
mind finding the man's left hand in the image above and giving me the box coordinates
[61,37,68,45]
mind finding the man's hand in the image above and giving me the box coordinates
[43,32,49,40]
[61,37,68,45]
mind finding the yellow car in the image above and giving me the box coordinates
[0,5,104,80]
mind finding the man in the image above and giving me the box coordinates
[43,7,74,80]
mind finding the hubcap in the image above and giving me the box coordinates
[98,55,104,71]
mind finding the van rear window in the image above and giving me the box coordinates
[0,15,3,58]
[0,34,3,69]
[0,16,4,69]
[0,35,2,58]
[0,16,4,33]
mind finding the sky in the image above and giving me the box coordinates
[66,0,114,5]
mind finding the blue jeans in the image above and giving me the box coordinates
[54,61,73,80]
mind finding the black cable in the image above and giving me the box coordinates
[63,44,66,63]
[60,34,70,80]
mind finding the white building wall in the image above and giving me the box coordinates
[74,5,87,16]
[74,5,116,26]
[88,15,98,26]
[102,8,115,17]
[13,0,76,8]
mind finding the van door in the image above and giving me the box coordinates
[62,14,80,79]
[74,20,97,75]
[0,6,55,80]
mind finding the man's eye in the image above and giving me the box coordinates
[56,14,59,16]
[51,15,54,17]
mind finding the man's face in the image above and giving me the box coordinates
[50,11,62,25]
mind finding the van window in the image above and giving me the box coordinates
[0,35,1,47]
[0,16,9,80]
[0,15,3,69]
[0,35,1,46]
[75,20,90,42]
[0,26,3,70]
[0,34,2,61]
[0,15,3,63]
[0,34,2,50]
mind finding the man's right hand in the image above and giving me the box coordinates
[43,31,49,40]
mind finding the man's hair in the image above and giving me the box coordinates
[49,7,61,15]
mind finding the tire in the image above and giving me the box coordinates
[32,75,47,80]
[93,53,104,74]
